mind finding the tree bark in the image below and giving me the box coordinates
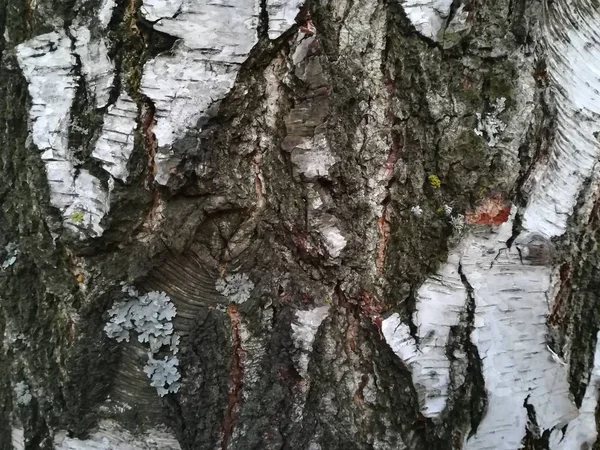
[2,0,600,449]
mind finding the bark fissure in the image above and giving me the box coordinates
[456,262,487,440]
[222,304,244,450]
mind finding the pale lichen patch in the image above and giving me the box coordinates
[216,273,255,304]
[474,97,506,148]
[13,381,32,406]
[1,242,19,270]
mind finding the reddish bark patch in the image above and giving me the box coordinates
[300,292,314,306]
[548,263,571,326]
[358,290,384,318]
[345,313,359,354]
[465,194,511,225]
[372,316,383,337]
[222,305,244,450]
[384,78,395,95]
[357,290,385,338]
[141,101,157,185]
[277,365,303,387]
[297,6,316,35]
[380,128,403,182]
[353,373,369,407]
[140,101,164,232]
[452,430,463,450]
[376,130,403,274]
[288,226,322,258]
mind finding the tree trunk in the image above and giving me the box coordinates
[2,0,600,448]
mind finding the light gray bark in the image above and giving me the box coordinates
[2,0,600,449]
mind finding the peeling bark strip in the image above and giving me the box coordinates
[70,26,114,109]
[383,249,467,418]
[462,222,576,449]
[92,93,137,182]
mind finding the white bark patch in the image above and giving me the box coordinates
[266,0,304,39]
[98,0,117,28]
[12,427,24,450]
[92,93,138,181]
[16,31,111,237]
[382,249,467,418]
[315,215,347,258]
[54,420,181,449]
[140,0,260,185]
[140,0,184,22]
[291,306,329,377]
[522,2,600,238]
[61,170,111,237]
[382,314,418,363]
[290,144,336,180]
[550,331,600,450]
[385,215,578,443]
[461,3,600,446]
[70,26,114,108]
[398,0,453,41]
[16,32,76,161]
[412,250,467,417]
[462,222,577,450]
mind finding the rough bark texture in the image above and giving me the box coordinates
[2,0,600,449]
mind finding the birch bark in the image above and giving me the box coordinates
[2,0,600,449]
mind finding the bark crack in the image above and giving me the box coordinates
[457,262,487,439]
[222,304,244,450]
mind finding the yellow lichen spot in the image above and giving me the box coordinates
[436,206,445,214]
[71,211,85,223]
[428,174,441,189]
[324,296,332,305]
[76,274,84,283]
[478,186,487,198]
